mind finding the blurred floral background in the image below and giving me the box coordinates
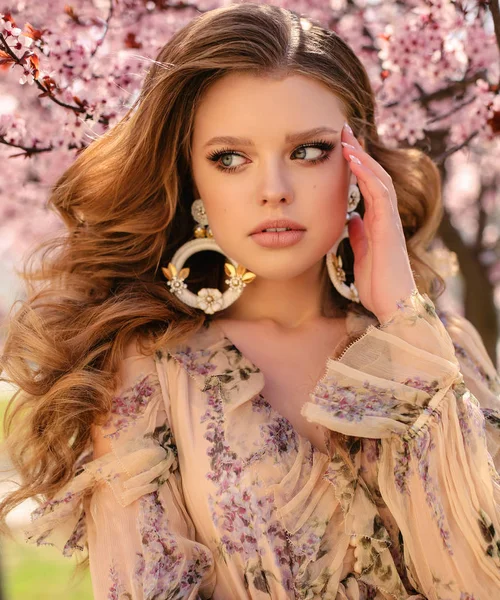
[0,0,499,597]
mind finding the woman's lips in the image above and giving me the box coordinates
[249,229,305,248]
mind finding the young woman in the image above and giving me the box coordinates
[1,3,499,599]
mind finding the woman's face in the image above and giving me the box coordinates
[190,72,356,282]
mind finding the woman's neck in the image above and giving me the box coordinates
[216,262,339,330]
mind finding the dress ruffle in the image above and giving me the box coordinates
[302,291,460,440]
[24,375,177,558]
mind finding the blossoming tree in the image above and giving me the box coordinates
[0,0,499,361]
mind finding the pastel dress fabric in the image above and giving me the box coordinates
[23,290,500,600]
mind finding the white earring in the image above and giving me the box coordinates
[162,199,256,314]
[326,183,361,303]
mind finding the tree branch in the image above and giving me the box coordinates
[474,184,488,254]
[415,71,489,105]
[0,33,112,124]
[490,0,500,61]
[426,95,477,125]
[0,136,52,157]
[0,136,81,158]
[89,0,114,59]
[433,130,479,164]
[0,34,86,114]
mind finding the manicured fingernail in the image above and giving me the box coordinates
[341,142,355,149]
[349,154,361,164]
[344,122,353,135]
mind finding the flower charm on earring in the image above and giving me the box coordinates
[348,281,360,303]
[348,183,360,212]
[162,264,190,296]
[161,198,257,314]
[224,263,256,292]
[330,254,347,283]
[326,183,362,303]
[196,288,224,313]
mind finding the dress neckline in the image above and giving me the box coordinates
[197,312,376,457]
[206,308,376,370]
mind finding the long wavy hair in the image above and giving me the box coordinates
[0,1,444,562]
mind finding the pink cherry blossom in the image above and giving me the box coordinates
[0,0,498,358]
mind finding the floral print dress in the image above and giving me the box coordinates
[23,290,500,600]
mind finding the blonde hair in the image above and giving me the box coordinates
[0,2,444,563]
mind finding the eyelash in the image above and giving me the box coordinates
[206,139,335,173]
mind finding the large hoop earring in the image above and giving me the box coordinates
[326,183,361,303]
[161,199,256,314]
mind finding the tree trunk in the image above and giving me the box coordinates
[438,211,498,367]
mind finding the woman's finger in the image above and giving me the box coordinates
[347,156,405,239]
[341,125,392,182]
[347,211,368,260]
[348,159,394,219]
[342,125,396,207]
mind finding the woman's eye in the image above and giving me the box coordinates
[206,149,247,172]
[219,153,246,169]
[292,141,335,162]
[293,146,324,161]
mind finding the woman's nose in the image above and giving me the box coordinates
[258,165,294,206]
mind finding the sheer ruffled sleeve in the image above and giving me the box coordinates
[23,340,216,600]
[302,289,500,599]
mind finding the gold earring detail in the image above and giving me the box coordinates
[162,199,256,314]
[326,183,361,303]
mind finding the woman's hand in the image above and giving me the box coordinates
[340,122,417,324]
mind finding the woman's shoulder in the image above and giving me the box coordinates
[112,335,162,400]
[435,307,500,395]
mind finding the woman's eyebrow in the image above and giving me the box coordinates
[203,126,339,148]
